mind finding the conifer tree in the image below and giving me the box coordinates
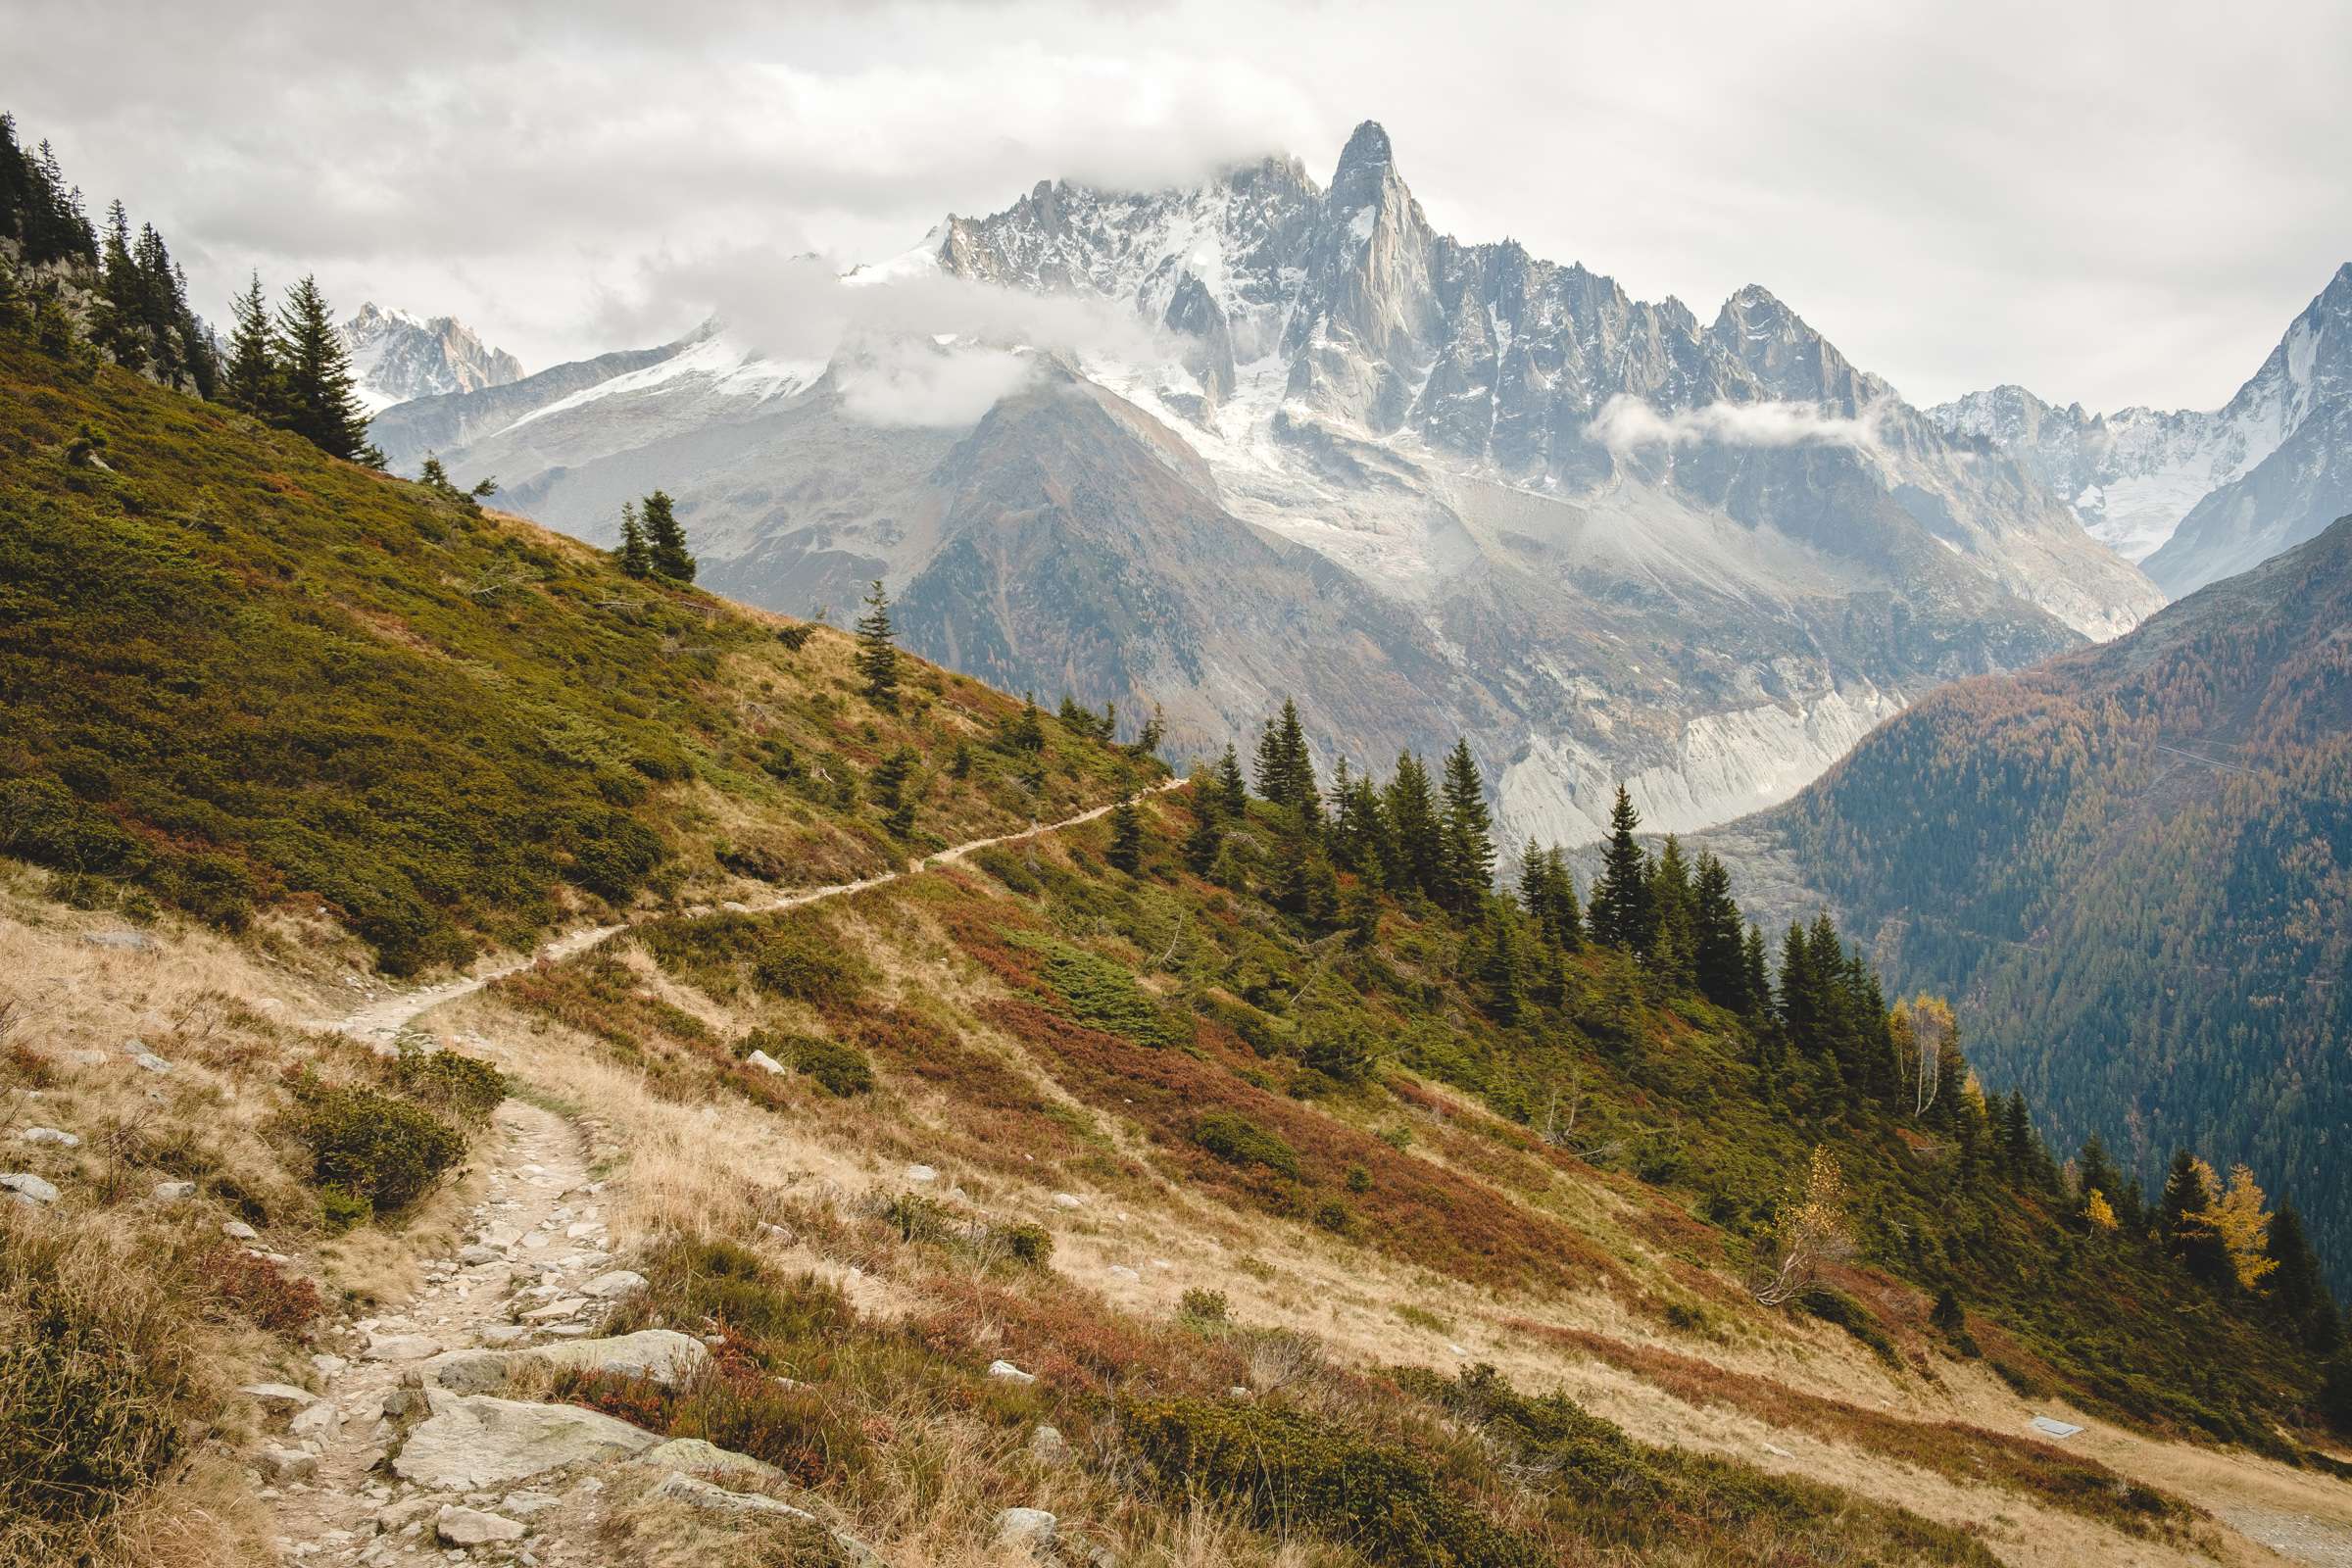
[1183,799,1223,875]
[275,274,377,463]
[1330,763,1392,883]
[1691,853,1746,1010]
[616,500,652,577]
[869,746,918,838]
[1475,911,1521,1023]
[2160,1152,2230,1287]
[1438,739,1495,909]
[1107,797,1144,873]
[1647,835,1695,987]
[1518,842,1582,953]
[222,270,280,416]
[1252,700,1320,824]
[642,489,695,581]
[1215,744,1249,818]
[1004,693,1046,754]
[1741,923,1771,1020]
[1588,786,1650,954]
[1382,751,1445,902]
[854,579,899,710]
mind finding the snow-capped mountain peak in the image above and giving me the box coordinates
[1930,260,2352,582]
[342,303,525,415]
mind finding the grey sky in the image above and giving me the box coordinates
[10,0,2346,413]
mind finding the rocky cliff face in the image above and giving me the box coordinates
[341,303,524,414]
[366,122,2165,848]
[1931,262,2352,590]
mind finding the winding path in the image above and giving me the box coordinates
[332,778,1185,1050]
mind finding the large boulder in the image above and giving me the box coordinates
[531,1329,709,1391]
[391,1390,662,1491]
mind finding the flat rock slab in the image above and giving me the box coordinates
[532,1329,709,1391]
[392,1390,662,1491]
[638,1437,783,1484]
[436,1504,527,1544]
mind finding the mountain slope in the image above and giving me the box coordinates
[375,122,2161,849]
[1931,262,2352,585]
[0,334,1151,972]
[1722,514,2352,1291]
[339,302,523,413]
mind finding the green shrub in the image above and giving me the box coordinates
[1345,1163,1373,1194]
[1012,931,1183,1048]
[1120,1396,1540,1567]
[997,1222,1054,1269]
[1313,1200,1355,1236]
[881,1193,957,1248]
[629,1238,857,1347]
[1191,1112,1299,1180]
[789,1034,873,1097]
[296,1085,465,1217]
[394,1049,507,1125]
[1800,1287,1900,1369]
[1179,1288,1230,1324]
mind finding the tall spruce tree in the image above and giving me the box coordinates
[854,579,899,710]
[1588,785,1650,954]
[1215,744,1249,818]
[615,501,652,578]
[222,271,280,416]
[1107,797,1144,873]
[275,275,376,463]
[1740,923,1771,1020]
[1382,751,1445,903]
[1647,836,1695,986]
[1252,700,1319,824]
[1691,853,1746,1009]
[1437,739,1495,909]
[642,489,695,581]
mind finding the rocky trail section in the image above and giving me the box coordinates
[253,790,1172,1563]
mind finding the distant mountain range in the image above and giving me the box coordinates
[1712,513,2352,1290]
[1929,263,2352,595]
[340,301,523,414]
[368,122,2164,848]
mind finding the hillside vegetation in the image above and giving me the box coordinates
[0,335,1157,974]
[1739,515,2352,1302]
[2,225,2348,1568]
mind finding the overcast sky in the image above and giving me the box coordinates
[11,0,2346,412]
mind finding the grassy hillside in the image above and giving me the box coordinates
[1739,515,2352,1300]
[3,300,2347,1568]
[0,337,1157,973]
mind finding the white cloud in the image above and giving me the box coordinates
[835,340,1037,427]
[1586,395,1887,453]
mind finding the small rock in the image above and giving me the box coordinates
[435,1505,525,1545]
[239,1383,318,1413]
[1227,1386,1252,1398]
[394,1391,662,1490]
[905,1163,939,1183]
[647,1470,813,1521]
[375,1500,433,1541]
[581,1269,646,1299]
[458,1244,500,1266]
[987,1359,1036,1385]
[519,1298,585,1322]
[745,1049,787,1075]
[1028,1425,1068,1462]
[1105,1265,1141,1283]
[366,1333,443,1362]
[1052,1193,1084,1210]
[498,1491,561,1517]
[82,930,155,951]
[1446,1342,1470,1357]
[153,1179,197,1202]
[289,1400,341,1446]
[1,1172,61,1205]
[993,1507,1059,1551]
[18,1127,79,1148]
[313,1354,349,1378]
[259,1446,318,1482]
[124,1042,174,1073]
[221,1220,259,1241]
